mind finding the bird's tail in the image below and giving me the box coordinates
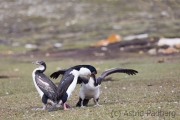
[48,103,57,112]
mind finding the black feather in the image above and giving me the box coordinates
[57,73,74,100]
[50,69,68,79]
[35,72,58,102]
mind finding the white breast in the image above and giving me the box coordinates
[79,77,101,99]
[66,70,79,98]
[32,68,44,98]
[85,77,101,90]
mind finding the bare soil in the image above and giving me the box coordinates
[16,37,180,61]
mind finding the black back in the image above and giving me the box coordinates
[55,65,97,101]
[35,71,58,102]
[56,68,75,100]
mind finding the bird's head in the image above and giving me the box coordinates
[32,60,46,72]
[74,65,97,79]
[86,65,97,75]
[32,60,46,66]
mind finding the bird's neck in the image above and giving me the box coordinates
[35,65,46,73]
[89,77,95,84]
[91,77,98,86]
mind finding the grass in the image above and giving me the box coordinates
[0,55,180,120]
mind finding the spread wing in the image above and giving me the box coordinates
[97,68,138,84]
[35,73,58,101]
[50,68,86,84]
[57,73,74,99]
[50,68,68,79]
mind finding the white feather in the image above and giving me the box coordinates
[32,65,45,98]
[66,70,79,98]
[79,67,91,77]
[66,67,92,98]
[79,77,101,99]
[40,79,49,86]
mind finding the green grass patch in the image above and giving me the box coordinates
[0,55,180,119]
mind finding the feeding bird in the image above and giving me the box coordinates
[49,65,97,111]
[32,60,58,112]
[51,67,138,107]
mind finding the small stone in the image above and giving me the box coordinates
[148,48,156,55]
[45,53,50,57]
[138,50,144,54]
[101,47,108,51]
[157,58,164,63]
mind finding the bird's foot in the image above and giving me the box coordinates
[80,105,86,108]
[94,104,102,107]
[63,103,73,110]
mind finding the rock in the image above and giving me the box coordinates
[45,53,50,57]
[14,68,19,72]
[123,33,148,41]
[175,44,180,49]
[164,47,179,54]
[138,50,144,54]
[2,51,14,55]
[157,58,164,63]
[158,48,166,54]
[25,44,37,49]
[101,47,108,51]
[120,47,125,51]
[157,38,180,47]
[53,43,62,48]
[158,47,179,54]
[148,48,157,55]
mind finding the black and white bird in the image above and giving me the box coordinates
[49,65,97,111]
[51,67,138,107]
[32,60,58,112]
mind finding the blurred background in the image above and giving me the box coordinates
[0,0,180,56]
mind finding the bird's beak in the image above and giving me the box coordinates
[32,61,38,65]
[87,74,91,79]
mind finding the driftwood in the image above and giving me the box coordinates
[0,75,9,79]
[107,38,159,52]
[18,37,176,60]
